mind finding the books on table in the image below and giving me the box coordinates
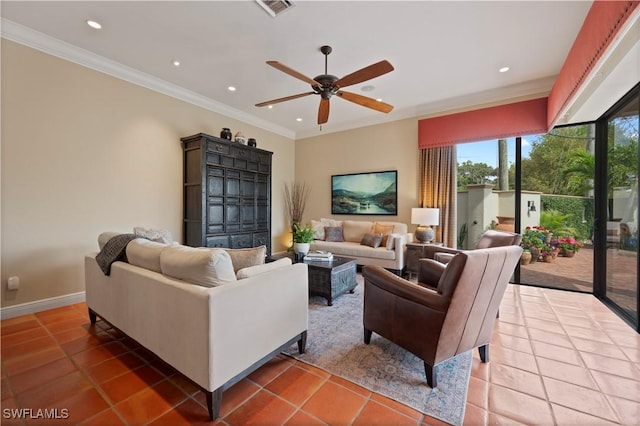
[304,251,333,261]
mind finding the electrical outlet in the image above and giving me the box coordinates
[8,276,20,291]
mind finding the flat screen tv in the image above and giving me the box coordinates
[331,170,397,215]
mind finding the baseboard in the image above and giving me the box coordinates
[0,292,86,319]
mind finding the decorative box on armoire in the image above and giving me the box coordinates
[180,133,272,256]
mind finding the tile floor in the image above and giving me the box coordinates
[1,283,639,425]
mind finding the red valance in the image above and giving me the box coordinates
[548,1,639,127]
[418,97,548,149]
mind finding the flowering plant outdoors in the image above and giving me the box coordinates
[522,226,552,248]
[540,244,557,257]
[557,237,582,252]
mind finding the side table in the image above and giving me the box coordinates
[406,242,444,279]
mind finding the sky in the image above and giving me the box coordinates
[456,137,535,167]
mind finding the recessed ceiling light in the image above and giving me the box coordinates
[86,20,102,29]
[361,85,375,92]
[268,105,273,109]
[499,66,510,73]
[296,118,302,122]
[228,86,236,91]
[376,98,383,102]
[172,60,181,67]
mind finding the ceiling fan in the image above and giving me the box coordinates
[255,45,394,125]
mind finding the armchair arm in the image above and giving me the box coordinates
[423,245,463,260]
[417,258,447,289]
[362,265,448,311]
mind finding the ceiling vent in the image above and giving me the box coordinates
[255,0,295,18]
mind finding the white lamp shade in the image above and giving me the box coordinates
[411,208,440,226]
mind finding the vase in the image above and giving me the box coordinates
[220,128,232,140]
[543,255,554,263]
[247,138,257,147]
[293,242,310,256]
[528,247,539,263]
[520,250,531,265]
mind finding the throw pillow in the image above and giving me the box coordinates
[160,245,236,287]
[310,219,325,240]
[373,222,394,247]
[385,233,400,250]
[236,258,292,279]
[361,233,383,248]
[133,226,173,244]
[321,218,343,227]
[324,226,344,242]
[224,246,267,272]
[126,238,168,273]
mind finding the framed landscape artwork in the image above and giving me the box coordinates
[331,170,397,215]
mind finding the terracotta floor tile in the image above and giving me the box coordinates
[541,376,619,422]
[16,371,92,409]
[1,378,12,401]
[353,400,419,425]
[247,355,294,386]
[215,378,261,418]
[486,412,529,425]
[465,376,488,409]
[527,327,574,348]
[53,325,93,345]
[78,408,126,426]
[1,327,49,347]
[370,393,422,421]
[572,336,629,360]
[1,314,37,329]
[99,365,164,404]
[463,402,488,425]
[555,314,600,329]
[488,384,554,425]
[523,317,566,335]
[605,395,640,425]
[28,388,109,425]
[290,361,331,379]
[563,324,615,344]
[223,389,296,426]
[71,342,127,368]
[148,398,213,426]
[489,363,546,399]
[551,403,619,425]
[114,379,188,424]
[536,357,597,388]
[590,370,640,403]
[469,355,490,381]
[265,365,327,407]
[328,375,370,398]
[168,374,201,397]
[4,346,66,376]
[1,335,58,360]
[61,332,117,355]
[284,409,326,426]
[620,345,640,363]
[86,352,145,384]
[491,333,533,354]
[581,352,640,380]
[490,346,539,374]
[302,381,367,425]
[44,316,90,334]
[493,321,528,338]
[9,357,77,395]
[531,340,584,366]
[0,319,41,336]
[605,329,640,349]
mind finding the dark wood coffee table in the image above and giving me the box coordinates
[304,256,357,306]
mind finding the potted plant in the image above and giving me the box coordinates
[292,222,314,256]
[557,237,582,257]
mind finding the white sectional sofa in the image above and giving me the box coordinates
[85,236,308,420]
[309,219,410,275]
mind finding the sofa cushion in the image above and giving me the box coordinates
[236,257,292,279]
[126,238,168,273]
[373,222,394,247]
[343,220,373,242]
[321,218,343,227]
[311,219,325,240]
[361,233,383,248]
[224,246,266,272]
[386,233,401,250]
[310,241,396,260]
[160,245,236,287]
[324,226,344,242]
[133,226,173,244]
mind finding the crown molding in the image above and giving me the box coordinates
[1,19,296,140]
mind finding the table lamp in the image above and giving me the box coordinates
[411,208,440,243]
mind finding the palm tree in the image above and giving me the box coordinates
[562,149,595,196]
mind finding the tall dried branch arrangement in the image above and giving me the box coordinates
[283,182,309,230]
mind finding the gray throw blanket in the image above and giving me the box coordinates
[96,233,138,275]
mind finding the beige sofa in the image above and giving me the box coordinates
[309,219,410,275]
[85,237,308,420]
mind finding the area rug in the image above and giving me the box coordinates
[283,276,471,425]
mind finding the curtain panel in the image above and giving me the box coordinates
[419,147,457,248]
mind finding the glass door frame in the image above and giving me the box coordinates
[594,82,640,332]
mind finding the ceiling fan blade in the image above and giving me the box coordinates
[318,99,330,125]
[267,61,320,87]
[336,91,394,113]
[255,92,315,107]
[334,60,394,88]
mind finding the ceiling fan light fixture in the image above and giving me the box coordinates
[361,85,375,92]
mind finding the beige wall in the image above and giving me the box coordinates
[1,40,295,308]
[294,118,420,230]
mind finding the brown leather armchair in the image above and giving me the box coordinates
[362,245,522,387]
[419,230,522,288]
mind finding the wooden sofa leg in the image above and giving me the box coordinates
[297,331,307,354]
[364,328,372,344]
[206,389,223,420]
[88,309,97,324]
[424,362,437,388]
[479,344,489,363]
